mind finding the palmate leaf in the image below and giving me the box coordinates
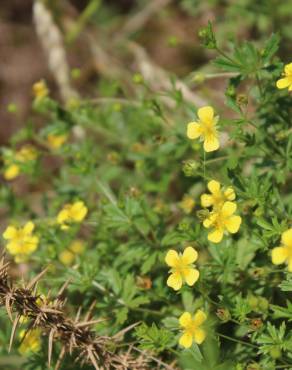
[262,33,280,64]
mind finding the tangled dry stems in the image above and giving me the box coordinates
[0,256,150,370]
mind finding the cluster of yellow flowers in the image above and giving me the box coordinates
[2,201,88,264]
[59,239,85,266]
[32,79,49,100]
[3,145,38,181]
[165,246,206,348]
[47,133,68,149]
[3,222,39,263]
[201,180,241,243]
[57,201,88,230]
[174,63,292,348]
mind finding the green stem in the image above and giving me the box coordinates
[217,332,258,349]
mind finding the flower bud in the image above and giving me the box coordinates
[182,159,199,177]
[216,308,231,322]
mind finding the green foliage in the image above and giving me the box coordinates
[135,323,174,353]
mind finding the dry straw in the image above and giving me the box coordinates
[33,1,78,102]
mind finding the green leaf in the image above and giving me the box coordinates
[141,252,157,274]
[262,33,280,64]
[161,231,188,246]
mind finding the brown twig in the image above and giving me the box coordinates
[0,257,151,369]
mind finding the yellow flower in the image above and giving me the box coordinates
[187,106,220,152]
[201,180,235,210]
[57,201,88,229]
[18,329,41,355]
[276,63,292,91]
[3,221,39,262]
[4,164,20,180]
[179,310,207,348]
[180,195,195,214]
[165,246,199,290]
[3,145,38,181]
[203,201,241,243]
[16,145,38,162]
[69,239,85,254]
[271,228,292,271]
[47,134,68,149]
[33,80,49,99]
[59,249,75,266]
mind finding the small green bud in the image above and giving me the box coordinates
[258,297,269,311]
[167,36,179,47]
[275,130,288,141]
[7,103,18,113]
[226,84,236,98]
[236,94,248,106]
[71,68,81,79]
[249,318,263,331]
[196,209,210,221]
[247,295,258,309]
[249,267,267,279]
[178,221,190,231]
[182,159,199,177]
[192,73,206,84]
[198,22,217,50]
[133,73,144,84]
[216,308,231,322]
[253,207,264,217]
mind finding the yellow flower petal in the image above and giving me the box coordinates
[59,250,75,266]
[179,312,192,327]
[224,187,235,201]
[203,214,216,228]
[201,194,213,207]
[182,246,198,264]
[193,328,206,344]
[167,272,182,290]
[193,310,207,326]
[47,134,67,149]
[179,332,193,348]
[187,122,202,139]
[4,164,20,180]
[69,240,85,254]
[23,221,35,235]
[284,63,292,75]
[3,226,17,240]
[198,106,214,122]
[203,135,219,152]
[271,246,288,265]
[281,228,292,248]
[225,215,241,233]
[25,236,39,253]
[57,209,70,224]
[276,78,291,89]
[183,268,199,286]
[71,201,88,221]
[6,241,22,255]
[165,250,179,267]
[208,228,224,243]
[207,180,220,194]
[221,201,236,217]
